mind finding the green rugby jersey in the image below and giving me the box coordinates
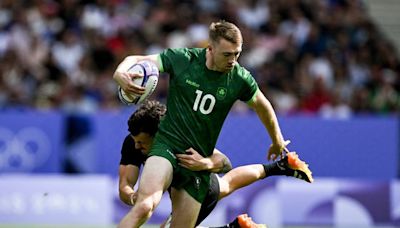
[157,48,258,157]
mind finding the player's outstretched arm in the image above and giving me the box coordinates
[248,89,288,161]
[118,164,140,206]
[176,148,232,173]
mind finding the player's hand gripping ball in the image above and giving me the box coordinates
[118,60,159,105]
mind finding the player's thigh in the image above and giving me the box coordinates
[218,175,231,199]
[137,156,173,197]
[196,174,220,225]
[170,187,202,227]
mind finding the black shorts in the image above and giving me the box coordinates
[195,173,220,226]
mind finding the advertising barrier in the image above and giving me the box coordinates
[0,175,398,226]
[0,175,113,225]
[114,178,400,227]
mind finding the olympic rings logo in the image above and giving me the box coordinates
[0,127,51,172]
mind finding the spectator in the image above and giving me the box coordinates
[0,0,398,115]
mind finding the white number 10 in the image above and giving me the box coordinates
[193,90,216,115]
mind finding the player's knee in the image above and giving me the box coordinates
[135,198,155,218]
[219,188,231,199]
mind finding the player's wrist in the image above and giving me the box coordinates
[115,56,138,75]
[272,138,285,148]
[202,158,214,170]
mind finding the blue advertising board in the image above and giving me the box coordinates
[217,115,399,180]
[94,112,398,179]
[0,111,64,173]
[2,110,397,179]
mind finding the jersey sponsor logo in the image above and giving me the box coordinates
[185,79,200,88]
[216,87,227,100]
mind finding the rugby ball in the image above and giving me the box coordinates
[118,60,159,105]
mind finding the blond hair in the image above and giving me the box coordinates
[209,20,242,45]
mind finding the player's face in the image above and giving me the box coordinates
[131,133,154,154]
[209,39,242,72]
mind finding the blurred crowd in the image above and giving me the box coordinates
[0,0,399,118]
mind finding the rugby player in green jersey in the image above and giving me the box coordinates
[114,20,293,228]
[119,100,312,228]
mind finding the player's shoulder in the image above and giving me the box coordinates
[120,135,146,165]
[162,47,205,59]
[122,134,134,146]
[231,63,252,80]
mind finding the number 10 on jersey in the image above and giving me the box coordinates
[193,90,216,115]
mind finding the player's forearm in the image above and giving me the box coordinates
[208,156,232,173]
[118,165,139,206]
[114,56,137,77]
[113,54,160,76]
[208,150,233,173]
[253,91,284,144]
[119,185,136,206]
[185,156,231,173]
[113,56,137,90]
[257,103,283,144]
[177,148,233,173]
